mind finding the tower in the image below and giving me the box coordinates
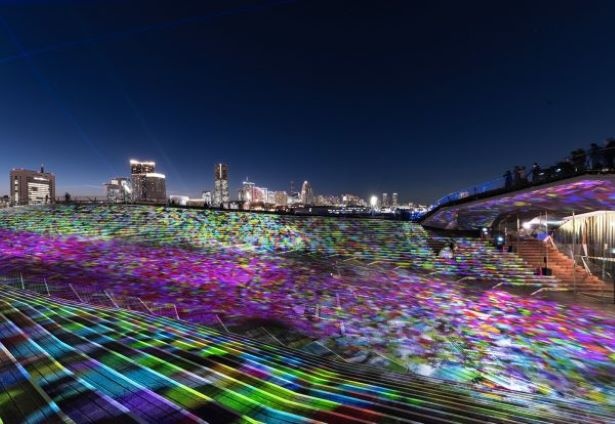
[213,163,229,207]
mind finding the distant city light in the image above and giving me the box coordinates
[370,195,378,208]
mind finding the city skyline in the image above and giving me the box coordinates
[3,1,615,202]
[3,158,422,206]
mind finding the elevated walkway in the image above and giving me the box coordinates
[422,174,615,230]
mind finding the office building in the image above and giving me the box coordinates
[392,192,399,208]
[274,191,289,207]
[300,180,314,205]
[130,159,166,203]
[213,163,229,207]
[238,179,255,207]
[10,166,56,206]
[202,191,212,207]
[105,177,131,203]
[382,193,389,208]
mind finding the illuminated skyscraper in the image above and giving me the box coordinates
[213,163,229,207]
[10,166,56,205]
[271,191,288,207]
[130,159,166,203]
[392,192,399,208]
[238,179,255,208]
[300,180,314,205]
[382,193,389,208]
[202,191,212,207]
[105,177,131,203]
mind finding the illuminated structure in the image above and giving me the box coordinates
[213,163,229,207]
[253,186,267,204]
[392,192,399,208]
[300,180,314,205]
[422,175,615,230]
[382,192,389,208]
[130,159,166,203]
[238,179,255,208]
[272,190,288,207]
[370,195,378,209]
[9,166,55,205]
[0,204,614,419]
[104,177,131,203]
[342,193,366,207]
[0,283,604,423]
[202,190,212,207]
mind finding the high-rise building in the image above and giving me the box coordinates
[271,191,288,207]
[202,191,212,207]
[10,166,56,206]
[213,163,229,207]
[105,177,131,203]
[130,159,166,203]
[252,186,267,204]
[341,194,366,207]
[382,193,389,208]
[238,179,255,207]
[392,192,399,208]
[300,180,314,205]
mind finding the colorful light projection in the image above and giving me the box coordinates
[424,177,615,230]
[0,286,611,423]
[0,227,614,410]
[0,204,434,259]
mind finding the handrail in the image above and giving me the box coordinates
[432,143,615,209]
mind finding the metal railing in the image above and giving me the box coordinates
[433,144,615,208]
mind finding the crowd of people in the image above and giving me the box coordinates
[504,139,615,190]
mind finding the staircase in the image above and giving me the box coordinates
[513,238,609,291]
[1,285,611,423]
[428,237,560,288]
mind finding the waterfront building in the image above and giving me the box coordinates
[202,191,212,207]
[300,180,314,205]
[10,166,56,205]
[130,159,166,203]
[105,177,131,203]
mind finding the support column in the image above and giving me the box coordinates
[572,210,576,295]
[516,215,520,253]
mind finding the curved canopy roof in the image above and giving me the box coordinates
[422,174,615,230]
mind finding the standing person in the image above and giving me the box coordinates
[589,143,603,170]
[503,170,512,189]
[531,162,542,183]
[512,166,521,187]
[449,240,457,261]
[518,166,528,185]
[604,138,615,169]
[570,148,587,172]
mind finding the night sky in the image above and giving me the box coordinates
[2,0,615,203]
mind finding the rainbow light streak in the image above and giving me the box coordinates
[0,286,612,423]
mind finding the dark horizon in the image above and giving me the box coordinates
[2,0,615,203]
